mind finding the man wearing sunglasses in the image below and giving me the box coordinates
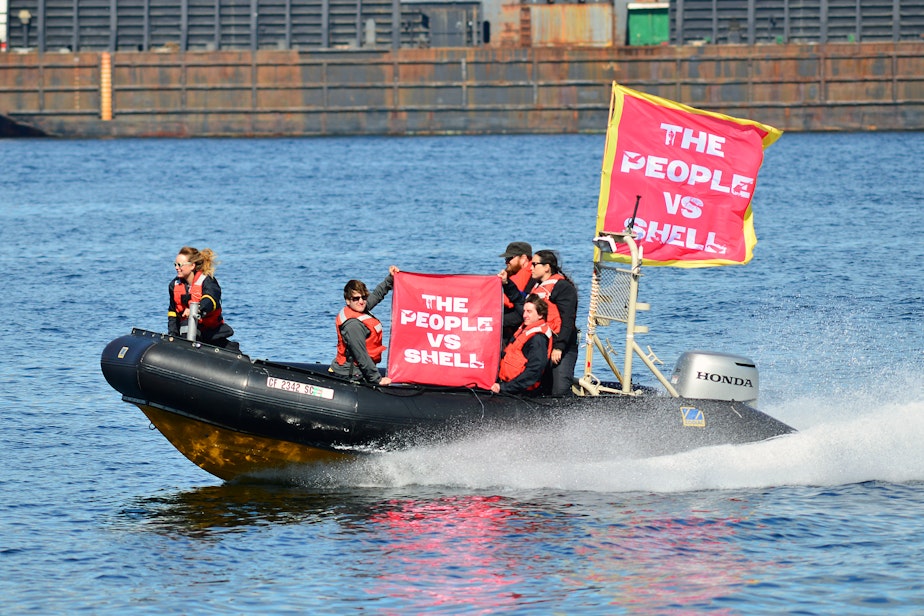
[330,265,399,385]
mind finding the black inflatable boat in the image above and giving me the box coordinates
[101,317,794,482]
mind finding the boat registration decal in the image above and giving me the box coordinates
[265,376,334,400]
[681,406,706,428]
[118,346,129,359]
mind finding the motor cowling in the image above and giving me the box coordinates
[670,350,760,404]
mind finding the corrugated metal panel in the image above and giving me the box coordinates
[900,1,924,40]
[6,1,924,52]
[856,1,895,40]
[145,0,181,49]
[4,0,418,51]
[671,0,924,45]
[529,5,612,47]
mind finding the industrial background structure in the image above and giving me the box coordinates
[1,1,923,136]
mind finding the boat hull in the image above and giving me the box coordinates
[102,329,795,481]
[137,404,352,481]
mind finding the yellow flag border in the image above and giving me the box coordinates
[596,82,782,268]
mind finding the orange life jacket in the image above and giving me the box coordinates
[172,273,223,331]
[498,320,553,390]
[529,274,565,334]
[503,262,534,309]
[334,305,387,366]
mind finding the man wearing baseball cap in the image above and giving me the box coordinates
[498,241,534,343]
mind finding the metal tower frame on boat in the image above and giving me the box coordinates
[576,229,680,398]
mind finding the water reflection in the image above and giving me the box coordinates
[578,503,767,611]
[359,494,778,612]
[119,483,355,537]
[361,495,537,613]
[118,484,777,611]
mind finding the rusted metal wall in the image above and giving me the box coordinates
[1,42,922,137]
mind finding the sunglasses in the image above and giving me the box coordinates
[349,295,368,301]
[174,262,192,268]
[531,261,546,267]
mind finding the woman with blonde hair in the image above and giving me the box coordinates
[168,246,237,350]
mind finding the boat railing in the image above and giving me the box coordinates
[575,230,679,398]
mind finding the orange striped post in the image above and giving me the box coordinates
[100,52,112,121]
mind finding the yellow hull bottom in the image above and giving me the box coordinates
[138,404,355,481]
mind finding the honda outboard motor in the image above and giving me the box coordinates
[670,351,760,404]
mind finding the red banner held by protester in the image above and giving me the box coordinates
[387,272,502,389]
[597,83,782,267]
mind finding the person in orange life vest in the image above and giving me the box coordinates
[330,265,399,385]
[528,250,579,396]
[491,295,553,395]
[168,246,237,350]
[498,241,533,343]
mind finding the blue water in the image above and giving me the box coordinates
[1,132,923,613]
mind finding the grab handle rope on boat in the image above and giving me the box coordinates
[580,224,680,397]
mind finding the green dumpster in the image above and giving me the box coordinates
[628,2,670,46]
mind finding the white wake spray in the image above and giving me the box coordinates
[291,371,924,493]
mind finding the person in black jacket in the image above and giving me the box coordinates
[491,295,553,395]
[528,250,578,396]
[168,246,237,350]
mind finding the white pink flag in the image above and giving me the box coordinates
[387,272,502,389]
